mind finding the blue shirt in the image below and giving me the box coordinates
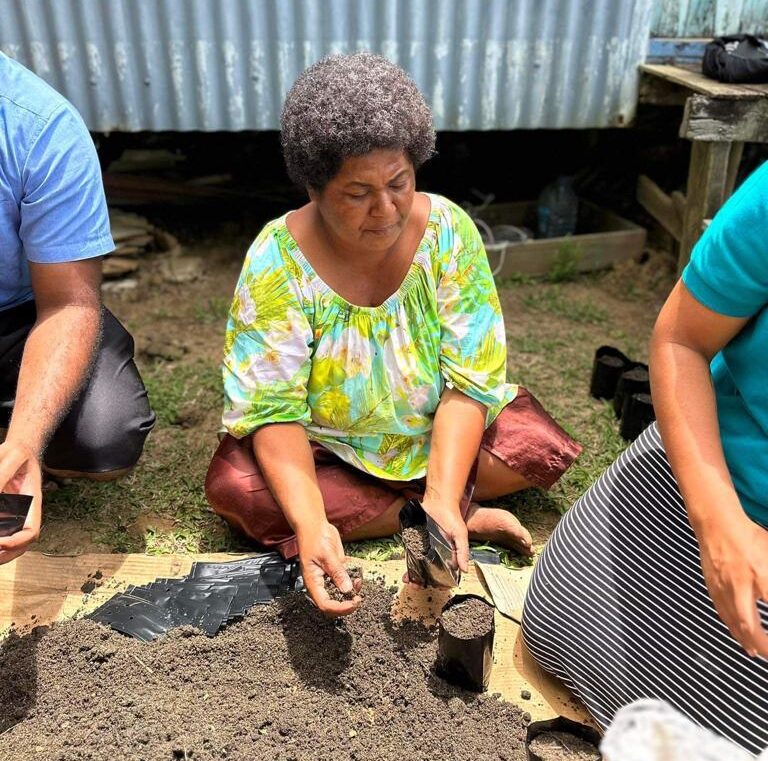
[682,161,768,526]
[0,52,113,311]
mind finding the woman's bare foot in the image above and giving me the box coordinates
[466,503,534,557]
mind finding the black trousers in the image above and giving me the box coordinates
[0,300,155,473]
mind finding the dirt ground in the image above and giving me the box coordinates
[35,218,675,562]
[0,579,531,761]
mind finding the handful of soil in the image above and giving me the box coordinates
[437,594,496,692]
[323,566,362,602]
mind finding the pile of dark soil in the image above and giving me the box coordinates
[401,525,430,559]
[0,581,529,761]
[528,731,601,761]
[441,597,495,639]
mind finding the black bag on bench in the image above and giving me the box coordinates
[702,35,768,83]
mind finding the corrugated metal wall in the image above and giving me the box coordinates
[0,0,653,132]
[652,0,768,37]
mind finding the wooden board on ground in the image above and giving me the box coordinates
[0,552,595,731]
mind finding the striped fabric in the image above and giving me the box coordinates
[522,423,768,757]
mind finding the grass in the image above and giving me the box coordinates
[520,285,609,325]
[36,257,669,562]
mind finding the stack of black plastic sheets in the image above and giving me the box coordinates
[87,552,303,641]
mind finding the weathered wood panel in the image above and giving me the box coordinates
[682,94,768,141]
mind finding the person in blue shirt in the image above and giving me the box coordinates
[522,161,768,756]
[0,53,155,565]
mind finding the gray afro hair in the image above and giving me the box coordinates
[280,52,436,190]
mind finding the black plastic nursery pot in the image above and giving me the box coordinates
[620,392,656,441]
[398,498,461,588]
[0,493,32,537]
[436,593,495,693]
[526,716,602,761]
[612,363,650,418]
[589,345,631,400]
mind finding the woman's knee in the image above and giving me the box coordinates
[204,436,283,541]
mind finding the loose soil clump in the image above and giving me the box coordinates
[0,580,529,761]
[401,525,430,559]
[323,566,362,602]
[440,597,495,639]
[528,731,601,761]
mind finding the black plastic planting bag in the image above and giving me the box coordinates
[589,346,630,400]
[620,392,656,442]
[527,716,602,761]
[703,35,768,84]
[436,594,495,692]
[0,493,32,537]
[88,594,174,641]
[399,498,461,588]
[613,364,650,419]
[188,552,279,579]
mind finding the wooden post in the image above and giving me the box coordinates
[724,141,745,199]
[678,141,731,274]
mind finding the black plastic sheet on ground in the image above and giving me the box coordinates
[87,552,303,641]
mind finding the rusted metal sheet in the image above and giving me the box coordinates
[0,0,653,132]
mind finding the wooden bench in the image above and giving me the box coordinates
[637,63,768,273]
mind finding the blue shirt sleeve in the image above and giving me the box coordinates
[20,103,114,263]
[682,161,768,319]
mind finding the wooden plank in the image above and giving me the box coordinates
[682,94,768,142]
[640,63,768,99]
[476,199,646,278]
[102,256,140,279]
[636,174,683,241]
[678,141,731,272]
[671,190,687,223]
[490,228,646,279]
[638,72,689,106]
[0,552,595,729]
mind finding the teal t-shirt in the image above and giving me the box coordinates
[682,161,768,526]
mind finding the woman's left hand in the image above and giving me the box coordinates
[421,498,470,574]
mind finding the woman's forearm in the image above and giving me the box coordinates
[251,422,327,538]
[424,387,486,509]
[650,337,745,534]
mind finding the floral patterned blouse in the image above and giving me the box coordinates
[221,193,518,481]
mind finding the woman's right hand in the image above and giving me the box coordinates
[296,519,362,618]
[697,515,768,658]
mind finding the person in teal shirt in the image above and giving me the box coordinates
[682,161,768,525]
[522,163,768,756]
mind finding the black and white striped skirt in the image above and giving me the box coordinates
[522,423,768,756]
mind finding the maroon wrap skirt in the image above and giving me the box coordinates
[205,388,581,559]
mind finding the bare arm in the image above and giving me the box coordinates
[422,386,487,573]
[651,280,768,656]
[0,258,102,563]
[252,422,360,616]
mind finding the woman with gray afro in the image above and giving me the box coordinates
[206,52,579,616]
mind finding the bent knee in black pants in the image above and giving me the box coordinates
[0,302,156,473]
